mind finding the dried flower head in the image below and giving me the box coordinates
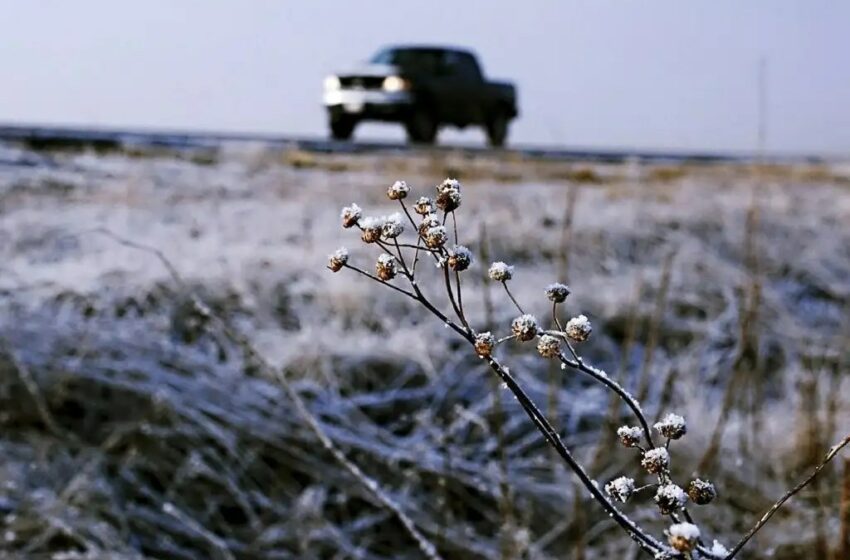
[655,484,688,514]
[381,212,405,239]
[435,178,462,212]
[654,413,687,440]
[413,196,435,215]
[376,254,397,281]
[641,447,670,474]
[667,523,700,554]
[418,213,441,237]
[328,247,349,272]
[545,283,571,303]
[488,261,514,282]
[604,476,635,503]
[617,425,643,448]
[340,203,362,229]
[448,245,473,271]
[360,216,386,244]
[424,225,448,249]
[536,334,561,358]
[387,180,409,200]
[687,479,717,505]
[474,332,496,357]
[511,314,538,342]
[565,315,592,342]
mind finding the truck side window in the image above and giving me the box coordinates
[443,52,482,82]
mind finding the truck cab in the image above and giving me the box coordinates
[323,46,518,146]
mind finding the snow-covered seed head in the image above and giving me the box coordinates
[328,247,349,272]
[604,476,635,503]
[617,425,643,448]
[545,283,571,303]
[537,334,561,358]
[418,213,441,237]
[474,332,496,357]
[565,315,592,342]
[381,213,405,239]
[654,413,687,440]
[387,180,409,200]
[435,178,462,212]
[375,254,397,281]
[655,484,688,514]
[687,479,717,505]
[511,314,538,342]
[641,447,670,474]
[360,216,385,244]
[424,225,448,249]
[414,196,435,215]
[340,203,362,229]
[667,523,700,554]
[488,261,514,282]
[448,245,473,271]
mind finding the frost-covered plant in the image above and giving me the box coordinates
[329,177,850,559]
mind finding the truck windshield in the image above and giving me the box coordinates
[370,48,442,74]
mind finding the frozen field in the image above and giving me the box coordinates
[0,140,848,558]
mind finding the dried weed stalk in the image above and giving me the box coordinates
[330,178,850,559]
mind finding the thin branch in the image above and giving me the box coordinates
[559,353,656,449]
[483,354,665,556]
[502,282,525,315]
[724,434,850,559]
[341,264,419,301]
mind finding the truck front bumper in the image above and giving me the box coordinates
[323,89,412,121]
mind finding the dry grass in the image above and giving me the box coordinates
[1,141,849,558]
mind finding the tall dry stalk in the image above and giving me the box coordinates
[839,458,850,560]
[699,196,762,475]
[636,250,675,404]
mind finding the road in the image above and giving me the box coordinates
[0,123,823,164]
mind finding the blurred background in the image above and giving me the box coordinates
[1,2,849,559]
[2,1,850,153]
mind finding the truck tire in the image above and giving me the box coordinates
[330,116,356,141]
[486,111,509,148]
[405,109,438,145]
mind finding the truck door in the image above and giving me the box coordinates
[440,51,485,126]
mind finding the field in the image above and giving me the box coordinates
[1,139,849,559]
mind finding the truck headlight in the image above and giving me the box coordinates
[324,75,341,91]
[382,76,409,92]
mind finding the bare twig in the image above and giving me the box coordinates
[724,434,850,559]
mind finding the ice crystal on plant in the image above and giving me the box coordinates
[604,476,635,503]
[387,180,409,200]
[511,314,538,342]
[381,212,405,239]
[545,282,571,303]
[667,522,700,553]
[654,413,687,440]
[340,203,362,228]
[328,247,349,272]
[565,314,592,342]
[488,261,514,282]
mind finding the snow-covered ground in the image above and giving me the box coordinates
[1,141,848,558]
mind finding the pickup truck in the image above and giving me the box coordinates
[322,46,518,146]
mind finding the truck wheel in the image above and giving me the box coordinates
[486,112,509,148]
[405,110,438,145]
[330,116,356,141]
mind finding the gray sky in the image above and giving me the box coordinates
[2,1,849,154]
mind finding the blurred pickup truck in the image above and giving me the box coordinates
[322,45,518,146]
